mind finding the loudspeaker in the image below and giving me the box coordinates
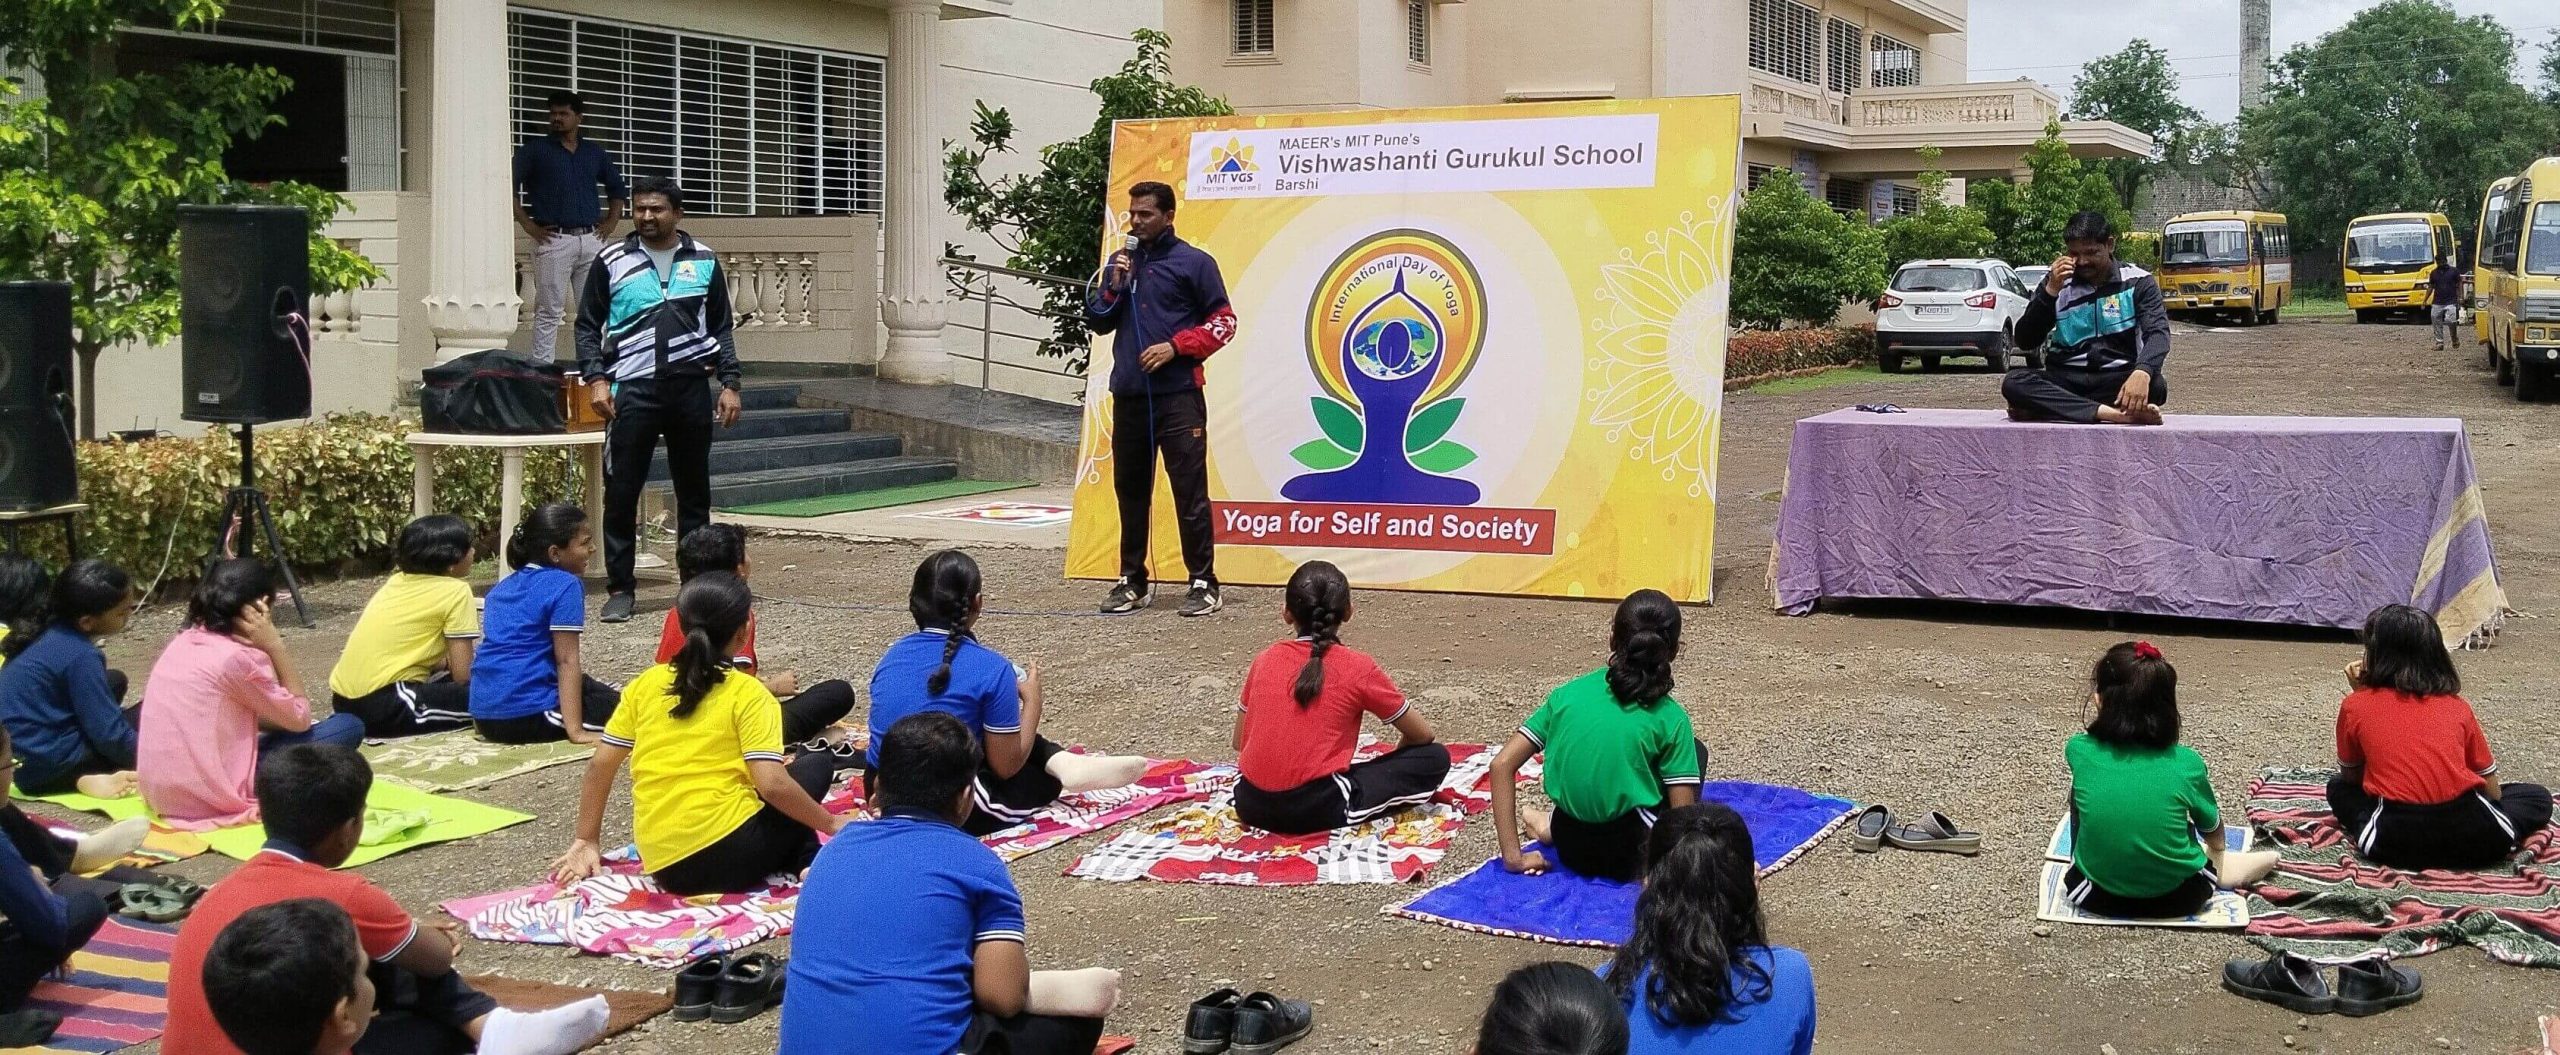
[179,204,312,425]
[0,281,76,511]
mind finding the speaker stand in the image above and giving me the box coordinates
[217,422,313,628]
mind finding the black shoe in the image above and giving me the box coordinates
[1230,991,1313,1055]
[1179,579,1223,618]
[600,592,636,624]
[672,953,728,1022]
[0,1009,61,1047]
[1184,988,1243,1054]
[2220,951,2334,1015]
[2332,957,2423,1017]
[711,952,786,1023]
[1100,580,1151,615]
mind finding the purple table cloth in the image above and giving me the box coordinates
[1770,409,2506,641]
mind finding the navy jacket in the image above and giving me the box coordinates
[0,624,134,789]
[1083,229,1237,397]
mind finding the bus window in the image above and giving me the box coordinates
[2527,202,2560,276]
[2345,222,2434,271]
[2165,225,2249,266]
[2435,224,2455,264]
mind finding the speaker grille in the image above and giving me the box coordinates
[0,282,73,408]
[179,205,312,424]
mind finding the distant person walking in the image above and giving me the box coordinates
[2428,255,2464,352]
[515,90,629,359]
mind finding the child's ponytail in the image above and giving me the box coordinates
[1604,588,1682,706]
[908,550,983,695]
[669,572,754,718]
[1285,561,1352,708]
[506,503,587,570]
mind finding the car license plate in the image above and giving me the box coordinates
[1915,306,1951,316]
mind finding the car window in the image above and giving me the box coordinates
[1891,266,1987,292]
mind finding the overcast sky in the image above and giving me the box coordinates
[1967,0,2559,121]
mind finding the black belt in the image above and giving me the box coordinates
[546,225,596,235]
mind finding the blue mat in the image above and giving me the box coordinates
[1387,781,1857,947]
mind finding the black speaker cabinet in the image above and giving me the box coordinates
[0,282,76,512]
[179,204,312,425]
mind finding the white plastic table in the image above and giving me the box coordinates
[406,431,607,581]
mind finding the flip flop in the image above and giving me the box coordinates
[1850,804,1892,853]
[115,883,189,924]
[1882,810,1982,855]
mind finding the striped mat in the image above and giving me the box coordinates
[2,917,174,1054]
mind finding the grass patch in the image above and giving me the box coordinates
[1739,361,1932,395]
[2284,294,2352,320]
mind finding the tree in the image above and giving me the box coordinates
[2541,27,2560,105]
[944,29,1232,376]
[2070,39,2205,211]
[1880,148,1994,266]
[2241,0,2557,282]
[1731,170,1887,329]
[1975,121,2114,266]
[0,0,378,438]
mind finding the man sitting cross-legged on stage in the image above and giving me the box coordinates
[2004,210,2171,425]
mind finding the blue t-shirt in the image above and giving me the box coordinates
[467,565,585,721]
[0,623,135,788]
[864,629,1021,767]
[778,808,1027,1055]
[1621,947,1817,1055]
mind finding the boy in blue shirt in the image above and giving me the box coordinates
[781,713,1120,1055]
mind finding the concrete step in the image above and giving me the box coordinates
[719,408,850,442]
[738,384,801,411]
[647,431,904,481]
[669,456,961,508]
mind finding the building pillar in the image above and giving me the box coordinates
[421,0,522,362]
[877,0,951,384]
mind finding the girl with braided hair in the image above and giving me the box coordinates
[1232,561,1448,834]
[864,550,1147,834]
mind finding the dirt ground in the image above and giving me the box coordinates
[60,316,2560,1055]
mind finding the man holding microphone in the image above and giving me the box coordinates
[1086,182,1238,617]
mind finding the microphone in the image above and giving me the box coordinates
[1113,233,1137,290]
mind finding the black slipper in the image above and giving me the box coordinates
[2221,951,2335,1015]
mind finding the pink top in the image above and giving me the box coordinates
[137,627,314,830]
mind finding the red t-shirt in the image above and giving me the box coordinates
[655,608,760,670]
[2336,687,2497,804]
[163,849,421,1055]
[1236,639,1408,791]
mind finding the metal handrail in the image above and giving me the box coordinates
[941,256,1090,391]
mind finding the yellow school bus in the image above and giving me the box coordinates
[2478,156,2560,401]
[2160,210,2293,325]
[2475,177,2517,347]
[2342,211,2455,323]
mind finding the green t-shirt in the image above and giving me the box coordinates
[1521,669,1703,821]
[2065,733,2219,898]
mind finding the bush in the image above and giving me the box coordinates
[1724,326,1875,386]
[1733,171,1888,328]
[66,414,586,588]
[2117,231,2163,271]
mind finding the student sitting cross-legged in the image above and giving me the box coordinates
[865,551,1147,834]
[140,559,365,831]
[551,571,850,895]
[329,515,481,739]
[2064,641,2280,918]
[162,745,608,1055]
[1489,590,1705,881]
[0,724,114,1018]
[1233,561,1449,834]
[1606,803,1816,1054]
[653,524,857,732]
[469,504,619,744]
[0,559,142,798]
[2330,604,2552,870]
[780,712,1122,1055]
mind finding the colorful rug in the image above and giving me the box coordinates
[7,917,174,1054]
[463,974,674,1050]
[2243,766,2560,966]
[27,782,530,868]
[451,760,1219,967]
[2035,860,2252,929]
[1065,743,1520,887]
[364,730,593,792]
[1386,780,1857,946]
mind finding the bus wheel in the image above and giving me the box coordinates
[2353,309,2374,324]
[2518,362,2555,402]
[2261,309,2280,325]
[2495,350,2515,386]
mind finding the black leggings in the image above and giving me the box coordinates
[862,734,1068,836]
[473,677,624,744]
[353,965,502,1055]
[648,689,856,895]
[2062,862,2216,918]
[959,1008,1107,1055]
[1543,738,1710,882]
[335,677,473,739]
[2328,773,2554,870]
[1235,742,1453,834]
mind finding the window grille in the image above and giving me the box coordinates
[1890,183,1920,218]
[1825,19,1863,95]
[1748,0,1820,84]
[1871,34,1921,88]
[1407,0,1429,65]
[169,0,398,55]
[1825,176,1869,216]
[1234,0,1275,55]
[1746,163,1775,192]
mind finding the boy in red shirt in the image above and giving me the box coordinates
[162,745,606,1055]
[2330,605,2551,870]
[652,524,855,748]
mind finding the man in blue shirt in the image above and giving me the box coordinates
[513,90,629,361]
[781,713,1119,1055]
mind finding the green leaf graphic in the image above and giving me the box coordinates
[1311,396,1364,453]
[1411,440,1478,474]
[1289,439,1356,471]
[1404,398,1466,454]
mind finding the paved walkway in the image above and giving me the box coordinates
[725,483,1079,550]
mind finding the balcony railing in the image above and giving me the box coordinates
[1854,82,2062,128]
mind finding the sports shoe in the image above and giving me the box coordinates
[600,592,636,624]
[1179,579,1223,618]
[672,954,728,1022]
[2332,957,2422,1017]
[1183,988,1243,1054]
[1231,992,1312,1055]
[1100,580,1151,615]
[2220,951,2334,1015]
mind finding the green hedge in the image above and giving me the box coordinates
[60,414,585,586]
[1725,326,1875,387]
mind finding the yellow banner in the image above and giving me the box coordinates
[1067,97,1740,602]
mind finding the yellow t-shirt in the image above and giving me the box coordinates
[602,664,786,871]
[328,573,479,698]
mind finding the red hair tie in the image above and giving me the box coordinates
[2133,641,2163,661]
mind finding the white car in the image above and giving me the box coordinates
[1875,258,2039,373]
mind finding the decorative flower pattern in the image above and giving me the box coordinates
[1585,202,1734,501]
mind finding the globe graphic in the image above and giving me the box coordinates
[1349,318,1438,382]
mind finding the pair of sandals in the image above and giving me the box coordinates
[2222,951,2423,1017]
[1849,805,1983,855]
[672,951,787,1024]
[116,874,206,924]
